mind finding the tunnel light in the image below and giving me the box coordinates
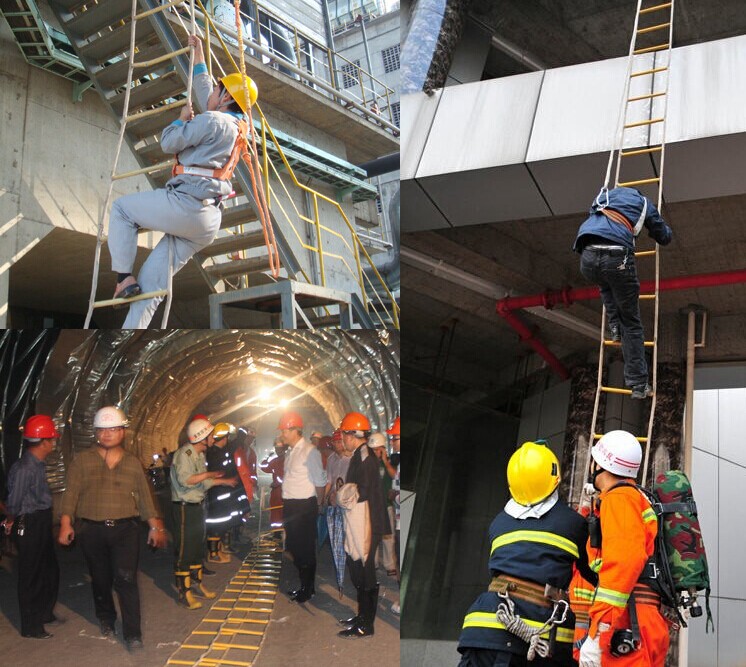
[279,398,290,408]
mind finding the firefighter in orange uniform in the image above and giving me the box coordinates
[579,430,669,667]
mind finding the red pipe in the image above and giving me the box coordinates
[496,268,746,379]
[498,309,570,380]
[497,268,746,313]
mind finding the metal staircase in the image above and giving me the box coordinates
[46,0,397,329]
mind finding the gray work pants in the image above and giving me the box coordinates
[108,188,221,329]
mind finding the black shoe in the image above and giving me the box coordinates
[338,615,361,627]
[43,614,64,626]
[125,637,144,651]
[22,629,53,639]
[630,383,653,399]
[608,324,621,343]
[100,622,115,638]
[287,587,302,598]
[290,587,315,603]
[337,624,374,638]
[202,563,216,576]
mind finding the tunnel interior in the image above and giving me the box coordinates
[0,330,399,494]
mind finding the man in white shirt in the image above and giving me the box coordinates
[278,411,327,603]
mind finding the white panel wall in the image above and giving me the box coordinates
[689,380,746,667]
[402,35,746,231]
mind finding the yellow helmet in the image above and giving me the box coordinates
[506,441,560,506]
[220,73,258,112]
[213,422,236,440]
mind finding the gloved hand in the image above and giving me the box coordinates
[578,634,602,667]
[579,482,597,511]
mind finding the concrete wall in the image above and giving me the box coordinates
[688,365,746,667]
[402,34,746,231]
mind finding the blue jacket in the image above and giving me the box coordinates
[573,187,672,252]
[457,502,595,660]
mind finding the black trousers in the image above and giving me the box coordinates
[171,502,204,570]
[77,518,142,640]
[15,508,59,635]
[347,533,382,592]
[283,497,317,574]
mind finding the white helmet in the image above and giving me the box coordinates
[368,433,387,449]
[592,430,642,478]
[188,418,214,444]
[93,406,129,428]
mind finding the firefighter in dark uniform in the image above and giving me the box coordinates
[205,422,250,562]
[457,441,597,667]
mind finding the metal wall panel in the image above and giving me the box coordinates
[401,91,442,180]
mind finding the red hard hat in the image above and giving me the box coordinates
[278,411,303,430]
[192,413,209,422]
[23,415,60,440]
[386,416,400,436]
[340,412,371,432]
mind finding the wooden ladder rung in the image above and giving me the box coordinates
[618,177,661,187]
[631,66,668,78]
[634,43,670,55]
[135,0,185,19]
[640,2,672,15]
[133,46,190,68]
[594,433,648,443]
[126,99,186,123]
[637,21,671,35]
[621,145,663,157]
[634,249,658,257]
[113,159,173,180]
[601,386,633,395]
[639,293,657,299]
[624,117,664,129]
[92,290,169,309]
[627,91,666,103]
[604,340,655,347]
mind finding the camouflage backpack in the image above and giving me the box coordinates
[637,470,713,631]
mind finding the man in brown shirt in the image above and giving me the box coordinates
[58,406,166,651]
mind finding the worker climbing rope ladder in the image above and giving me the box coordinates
[108,33,258,328]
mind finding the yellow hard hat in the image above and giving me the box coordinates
[220,73,258,112]
[213,422,236,440]
[506,441,560,506]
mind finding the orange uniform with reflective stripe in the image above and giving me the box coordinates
[588,484,669,666]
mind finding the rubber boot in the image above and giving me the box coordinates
[207,536,231,564]
[175,572,202,610]
[190,565,216,599]
[221,531,237,554]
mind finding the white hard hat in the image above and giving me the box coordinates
[368,433,387,449]
[592,430,642,478]
[93,406,129,428]
[187,418,214,444]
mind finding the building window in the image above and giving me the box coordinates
[391,101,400,127]
[376,197,383,214]
[381,44,400,73]
[341,60,360,89]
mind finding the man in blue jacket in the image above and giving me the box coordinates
[573,187,672,399]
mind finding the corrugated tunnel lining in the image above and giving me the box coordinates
[37,330,399,487]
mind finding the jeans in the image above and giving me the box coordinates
[580,247,648,387]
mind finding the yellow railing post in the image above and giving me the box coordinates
[261,119,270,208]
[312,193,325,287]
[294,27,302,69]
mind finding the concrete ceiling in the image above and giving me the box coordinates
[471,0,746,79]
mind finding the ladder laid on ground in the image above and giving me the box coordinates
[587,0,675,488]
[47,0,395,329]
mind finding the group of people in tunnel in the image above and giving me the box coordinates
[1,404,401,649]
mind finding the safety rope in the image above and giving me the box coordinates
[495,592,569,661]
[83,0,195,329]
[233,0,280,278]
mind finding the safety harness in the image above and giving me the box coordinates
[489,574,570,660]
[594,187,648,237]
[172,118,249,182]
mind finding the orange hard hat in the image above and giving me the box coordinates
[278,411,303,430]
[340,412,371,433]
[386,416,400,436]
[23,415,60,440]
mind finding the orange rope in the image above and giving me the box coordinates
[234,0,280,278]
